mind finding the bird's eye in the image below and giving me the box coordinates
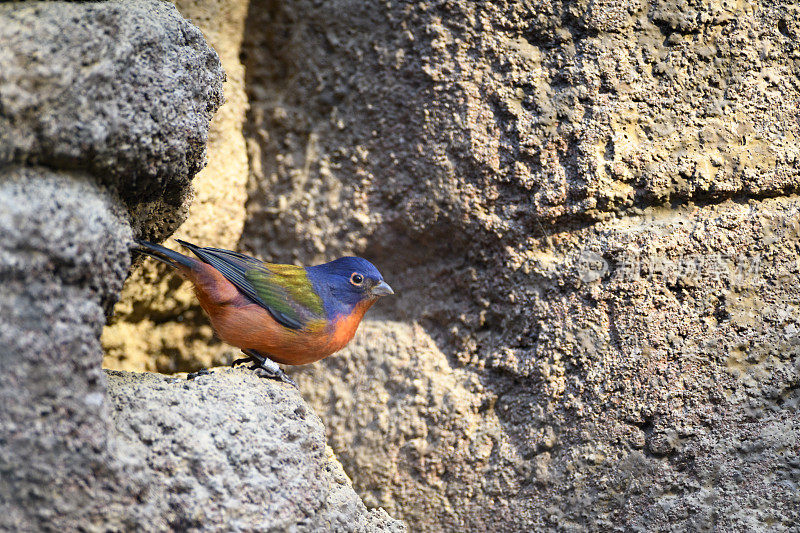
[350,272,364,286]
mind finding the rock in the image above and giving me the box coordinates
[0,1,216,530]
[0,0,224,240]
[290,321,505,527]
[103,0,252,373]
[0,165,142,530]
[106,369,405,532]
[242,1,800,530]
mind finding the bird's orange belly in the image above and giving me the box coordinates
[203,302,355,365]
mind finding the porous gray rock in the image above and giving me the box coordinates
[0,0,224,240]
[0,0,224,526]
[106,369,405,532]
[0,166,139,531]
[243,0,800,530]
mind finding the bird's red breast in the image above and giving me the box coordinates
[326,298,375,354]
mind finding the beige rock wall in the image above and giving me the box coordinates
[102,0,251,372]
[241,1,800,531]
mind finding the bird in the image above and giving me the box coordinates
[132,239,394,386]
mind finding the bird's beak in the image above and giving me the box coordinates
[371,280,394,297]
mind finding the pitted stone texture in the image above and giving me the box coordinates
[0,166,140,531]
[242,0,799,266]
[243,1,800,530]
[0,0,224,239]
[289,321,510,529]
[240,0,800,370]
[291,201,800,531]
[0,165,132,321]
[106,368,405,532]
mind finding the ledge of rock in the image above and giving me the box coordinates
[106,369,404,532]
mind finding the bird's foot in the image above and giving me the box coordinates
[252,363,298,388]
[236,349,298,388]
[231,356,253,367]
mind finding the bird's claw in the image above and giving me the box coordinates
[234,349,298,388]
[252,365,298,388]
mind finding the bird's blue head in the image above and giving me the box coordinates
[306,257,393,320]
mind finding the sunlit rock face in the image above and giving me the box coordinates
[102,0,252,374]
[241,1,800,530]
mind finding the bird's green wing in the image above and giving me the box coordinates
[175,240,325,331]
[244,264,326,330]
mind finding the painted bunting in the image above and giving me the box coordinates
[133,239,393,386]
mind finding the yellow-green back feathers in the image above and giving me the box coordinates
[245,265,325,331]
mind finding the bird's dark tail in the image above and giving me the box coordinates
[133,239,200,270]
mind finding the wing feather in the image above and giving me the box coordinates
[176,240,323,331]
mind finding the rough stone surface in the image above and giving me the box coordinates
[243,0,800,264]
[103,0,252,373]
[107,369,405,532]
[291,321,500,526]
[0,0,224,240]
[0,166,140,531]
[242,1,800,531]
